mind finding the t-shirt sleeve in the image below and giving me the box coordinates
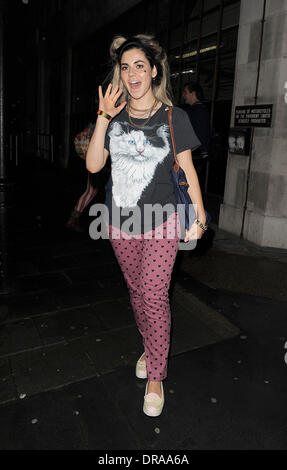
[172,107,201,154]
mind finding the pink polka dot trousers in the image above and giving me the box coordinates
[109,213,180,382]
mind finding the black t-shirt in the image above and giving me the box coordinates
[104,104,200,233]
[182,102,211,155]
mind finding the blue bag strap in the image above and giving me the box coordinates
[167,106,179,172]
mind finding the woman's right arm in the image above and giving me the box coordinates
[86,117,110,173]
[86,84,126,173]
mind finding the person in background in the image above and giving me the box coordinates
[182,82,215,255]
[182,82,211,198]
[66,173,98,232]
[66,123,99,232]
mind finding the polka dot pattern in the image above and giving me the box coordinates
[109,213,180,381]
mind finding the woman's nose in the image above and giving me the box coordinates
[128,67,137,77]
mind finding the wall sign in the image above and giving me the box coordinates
[234,104,273,127]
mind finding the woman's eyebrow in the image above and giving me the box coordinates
[121,60,146,66]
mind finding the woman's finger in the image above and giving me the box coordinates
[185,225,198,241]
[114,87,124,101]
[116,100,127,113]
[115,88,124,99]
[104,83,112,98]
[110,84,119,99]
[98,85,103,101]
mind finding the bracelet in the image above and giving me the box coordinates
[195,218,208,232]
[97,110,112,122]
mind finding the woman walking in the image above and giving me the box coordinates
[86,34,207,417]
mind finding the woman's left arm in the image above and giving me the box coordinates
[176,149,206,240]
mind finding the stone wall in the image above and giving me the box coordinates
[219,0,287,248]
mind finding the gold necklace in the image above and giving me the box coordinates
[129,103,152,113]
[128,99,159,128]
[128,107,150,118]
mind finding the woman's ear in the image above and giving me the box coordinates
[152,65,157,79]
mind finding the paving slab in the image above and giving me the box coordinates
[15,271,72,293]
[168,341,287,450]
[36,253,80,272]
[10,343,98,397]
[0,319,42,357]
[183,248,287,301]
[0,374,139,450]
[53,279,128,309]
[9,260,39,277]
[0,358,17,404]
[177,271,287,347]
[76,325,144,375]
[61,377,140,450]
[33,305,107,344]
[64,263,120,283]
[212,225,287,264]
[171,287,239,354]
[89,298,135,330]
[2,290,61,322]
[0,387,87,450]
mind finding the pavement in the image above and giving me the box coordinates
[0,158,286,450]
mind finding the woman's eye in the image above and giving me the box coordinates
[136,64,144,69]
[129,140,135,145]
[121,66,128,71]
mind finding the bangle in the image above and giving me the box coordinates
[195,218,208,232]
[97,110,112,122]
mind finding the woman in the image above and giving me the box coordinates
[86,34,207,417]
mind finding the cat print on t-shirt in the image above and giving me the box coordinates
[108,122,170,208]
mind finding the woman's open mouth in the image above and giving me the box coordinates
[129,81,142,91]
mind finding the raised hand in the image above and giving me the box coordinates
[98,84,127,118]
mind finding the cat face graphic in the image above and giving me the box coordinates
[125,130,152,161]
[109,122,169,168]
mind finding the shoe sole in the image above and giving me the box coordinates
[143,405,163,417]
[136,355,147,379]
[136,370,147,379]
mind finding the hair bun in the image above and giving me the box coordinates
[110,36,127,62]
[135,34,166,63]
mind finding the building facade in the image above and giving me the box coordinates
[11,0,287,249]
[219,0,287,248]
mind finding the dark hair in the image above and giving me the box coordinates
[184,82,204,101]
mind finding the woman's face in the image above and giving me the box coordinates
[120,48,157,101]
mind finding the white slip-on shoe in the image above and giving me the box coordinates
[143,381,164,417]
[136,352,147,379]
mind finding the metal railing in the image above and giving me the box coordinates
[9,133,22,166]
[36,133,54,163]
[8,132,54,166]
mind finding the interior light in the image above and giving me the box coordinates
[175,45,219,59]
[171,69,195,77]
